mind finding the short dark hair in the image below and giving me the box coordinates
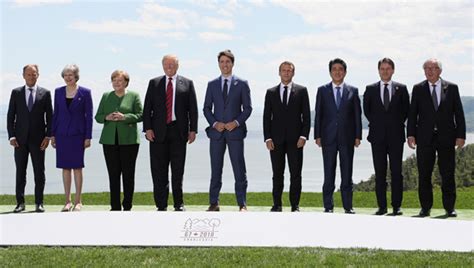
[279,61,295,72]
[378,58,395,69]
[329,58,346,72]
[23,64,39,74]
[218,49,235,64]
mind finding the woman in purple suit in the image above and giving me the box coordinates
[51,64,93,212]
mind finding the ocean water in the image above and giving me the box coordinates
[1,115,472,195]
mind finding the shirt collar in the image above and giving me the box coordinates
[25,84,37,91]
[221,75,233,81]
[280,82,293,91]
[380,80,392,88]
[167,74,178,81]
[332,82,344,89]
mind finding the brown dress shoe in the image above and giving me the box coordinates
[239,205,247,212]
[206,204,220,212]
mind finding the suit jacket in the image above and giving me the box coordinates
[7,86,52,145]
[407,79,466,147]
[51,86,93,139]
[203,75,252,140]
[363,81,409,144]
[143,75,198,142]
[314,82,362,146]
[263,83,311,144]
[95,90,143,145]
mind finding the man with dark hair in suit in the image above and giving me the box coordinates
[7,64,53,213]
[143,54,198,212]
[203,49,252,212]
[407,58,466,218]
[314,58,362,214]
[363,58,410,216]
[263,61,310,212]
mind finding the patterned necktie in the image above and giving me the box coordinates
[223,79,228,101]
[166,77,173,124]
[336,86,341,109]
[431,84,438,111]
[383,83,390,111]
[283,85,288,106]
[27,87,34,112]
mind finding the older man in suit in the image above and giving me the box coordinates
[263,61,310,212]
[363,58,410,216]
[314,58,362,214]
[7,64,52,213]
[407,58,466,218]
[203,49,252,212]
[143,54,198,212]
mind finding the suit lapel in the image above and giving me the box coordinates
[327,83,338,110]
[424,81,437,112]
[287,85,296,107]
[376,82,385,110]
[440,79,448,107]
[69,87,83,111]
[32,87,44,111]
[388,82,400,110]
[225,76,236,105]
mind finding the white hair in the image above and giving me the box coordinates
[423,58,442,70]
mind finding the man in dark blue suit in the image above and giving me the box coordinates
[203,50,252,212]
[314,58,362,214]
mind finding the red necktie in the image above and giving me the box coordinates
[166,77,173,124]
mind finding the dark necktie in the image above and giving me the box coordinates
[431,84,438,111]
[166,77,173,124]
[283,85,288,106]
[383,83,390,111]
[27,87,34,112]
[336,86,341,109]
[223,79,228,101]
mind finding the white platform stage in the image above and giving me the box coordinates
[1,211,472,252]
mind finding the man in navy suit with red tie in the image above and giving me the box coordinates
[203,50,252,212]
[314,58,362,214]
[407,58,466,218]
[363,58,409,216]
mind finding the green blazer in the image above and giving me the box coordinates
[95,90,143,145]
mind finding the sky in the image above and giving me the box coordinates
[1,0,473,111]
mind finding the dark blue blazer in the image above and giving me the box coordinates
[52,86,93,139]
[203,76,252,140]
[314,82,362,146]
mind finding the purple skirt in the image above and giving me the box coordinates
[55,135,85,169]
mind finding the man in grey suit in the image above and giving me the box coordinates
[7,64,53,213]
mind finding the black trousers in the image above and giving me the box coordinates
[417,135,456,212]
[270,141,303,208]
[150,124,187,209]
[371,142,404,209]
[14,139,46,205]
[103,144,139,211]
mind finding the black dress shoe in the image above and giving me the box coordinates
[344,209,356,214]
[324,208,334,213]
[239,205,247,212]
[270,205,282,212]
[206,204,220,212]
[35,204,45,213]
[291,206,300,212]
[446,210,457,217]
[174,206,185,212]
[157,207,168,211]
[393,207,403,216]
[13,203,25,213]
[418,209,430,217]
[375,208,387,215]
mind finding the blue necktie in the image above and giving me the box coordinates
[27,88,34,112]
[223,79,228,101]
[336,86,341,109]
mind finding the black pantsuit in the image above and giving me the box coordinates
[270,142,303,207]
[150,124,187,209]
[103,144,139,211]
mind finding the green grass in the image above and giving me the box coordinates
[0,247,472,267]
[1,187,473,209]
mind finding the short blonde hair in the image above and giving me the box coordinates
[111,70,130,87]
[61,64,80,81]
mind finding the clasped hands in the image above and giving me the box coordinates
[213,121,238,132]
[105,112,125,121]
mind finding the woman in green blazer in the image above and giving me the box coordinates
[95,70,143,211]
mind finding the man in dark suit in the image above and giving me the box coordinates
[143,54,198,211]
[314,58,362,214]
[203,49,252,212]
[407,58,466,218]
[363,58,410,216]
[7,64,52,213]
[263,61,310,212]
